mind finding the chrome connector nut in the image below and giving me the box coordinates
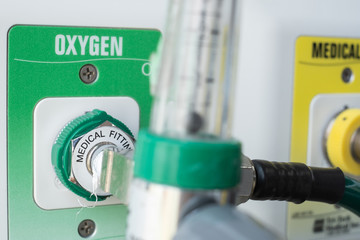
[236,155,256,204]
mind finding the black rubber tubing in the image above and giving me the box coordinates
[251,160,345,204]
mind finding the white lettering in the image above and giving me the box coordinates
[101,36,109,56]
[65,35,77,55]
[55,34,123,56]
[78,35,89,55]
[90,36,99,56]
[111,37,123,56]
[55,34,65,55]
[142,63,151,76]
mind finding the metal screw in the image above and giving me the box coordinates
[79,64,98,84]
[78,219,96,238]
[342,67,354,83]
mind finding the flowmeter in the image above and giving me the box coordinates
[52,109,135,201]
[126,0,242,239]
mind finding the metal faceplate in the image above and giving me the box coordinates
[7,25,160,240]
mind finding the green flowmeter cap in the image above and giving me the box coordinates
[51,109,134,201]
[134,130,242,189]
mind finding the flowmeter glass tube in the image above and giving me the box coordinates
[150,0,240,138]
[127,2,242,239]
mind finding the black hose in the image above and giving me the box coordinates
[250,160,345,204]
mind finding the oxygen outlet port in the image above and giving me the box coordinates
[52,109,135,201]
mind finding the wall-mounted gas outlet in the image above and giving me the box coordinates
[307,94,360,172]
[7,25,160,239]
[288,37,360,240]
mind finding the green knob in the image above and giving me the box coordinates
[134,130,242,189]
